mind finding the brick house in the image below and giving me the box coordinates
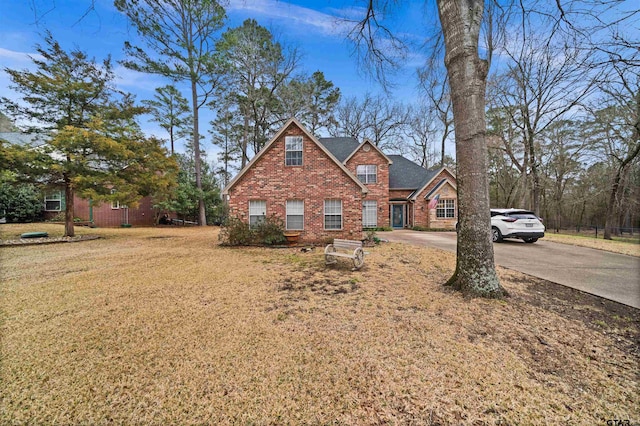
[1,132,161,227]
[222,118,457,243]
[42,189,157,227]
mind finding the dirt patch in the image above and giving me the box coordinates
[502,268,640,358]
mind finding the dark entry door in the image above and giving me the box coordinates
[392,205,404,228]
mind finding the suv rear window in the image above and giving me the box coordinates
[506,212,538,220]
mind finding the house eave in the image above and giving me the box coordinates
[423,178,457,200]
[408,167,457,201]
[343,139,394,165]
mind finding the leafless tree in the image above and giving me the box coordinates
[490,4,599,215]
[329,94,372,141]
[348,0,506,297]
[404,103,439,168]
[587,55,640,239]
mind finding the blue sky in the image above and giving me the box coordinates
[0,0,438,158]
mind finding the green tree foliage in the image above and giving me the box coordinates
[277,71,341,136]
[1,32,112,131]
[116,0,226,226]
[0,178,42,223]
[153,153,223,225]
[210,100,243,186]
[216,18,300,166]
[142,85,192,155]
[0,34,176,236]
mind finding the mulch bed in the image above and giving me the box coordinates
[0,235,101,247]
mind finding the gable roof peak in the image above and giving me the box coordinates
[222,118,368,195]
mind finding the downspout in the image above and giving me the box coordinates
[411,200,415,228]
[89,198,93,224]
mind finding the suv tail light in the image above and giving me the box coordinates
[501,217,517,222]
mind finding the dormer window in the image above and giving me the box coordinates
[285,136,303,166]
[356,165,377,184]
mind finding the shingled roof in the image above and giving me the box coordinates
[319,139,437,191]
[0,132,48,147]
[388,155,438,190]
[318,137,360,162]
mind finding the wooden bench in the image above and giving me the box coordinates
[325,239,365,269]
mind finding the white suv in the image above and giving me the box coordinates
[491,209,545,243]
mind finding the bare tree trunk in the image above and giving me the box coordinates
[64,174,75,237]
[528,130,541,215]
[169,127,175,155]
[520,149,530,209]
[241,113,249,169]
[577,199,586,233]
[604,169,623,240]
[191,80,207,226]
[438,0,505,298]
[440,131,447,168]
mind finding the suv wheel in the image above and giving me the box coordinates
[524,237,538,243]
[491,227,503,243]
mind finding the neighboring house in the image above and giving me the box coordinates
[222,118,457,243]
[1,132,159,227]
[41,188,157,227]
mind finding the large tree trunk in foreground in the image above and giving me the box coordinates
[438,0,505,297]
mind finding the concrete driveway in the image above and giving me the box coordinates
[381,230,640,309]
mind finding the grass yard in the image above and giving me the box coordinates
[1,224,638,424]
[544,232,640,257]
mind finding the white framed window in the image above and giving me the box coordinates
[110,189,120,209]
[286,200,304,230]
[362,200,377,228]
[356,165,377,183]
[324,199,342,230]
[285,136,303,166]
[44,191,62,211]
[249,200,266,227]
[436,199,456,218]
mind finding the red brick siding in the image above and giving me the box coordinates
[344,143,390,228]
[74,196,157,227]
[389,189,413,199]
[227,123,365,243]
[413,170,457,229]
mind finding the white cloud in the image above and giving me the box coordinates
[113,65,167,93]
[0,47,44,63]
[227,0,352,37]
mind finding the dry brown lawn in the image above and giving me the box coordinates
[1,224,638,425]
[544,233,640,257]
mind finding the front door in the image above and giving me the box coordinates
[392,205,404,229]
